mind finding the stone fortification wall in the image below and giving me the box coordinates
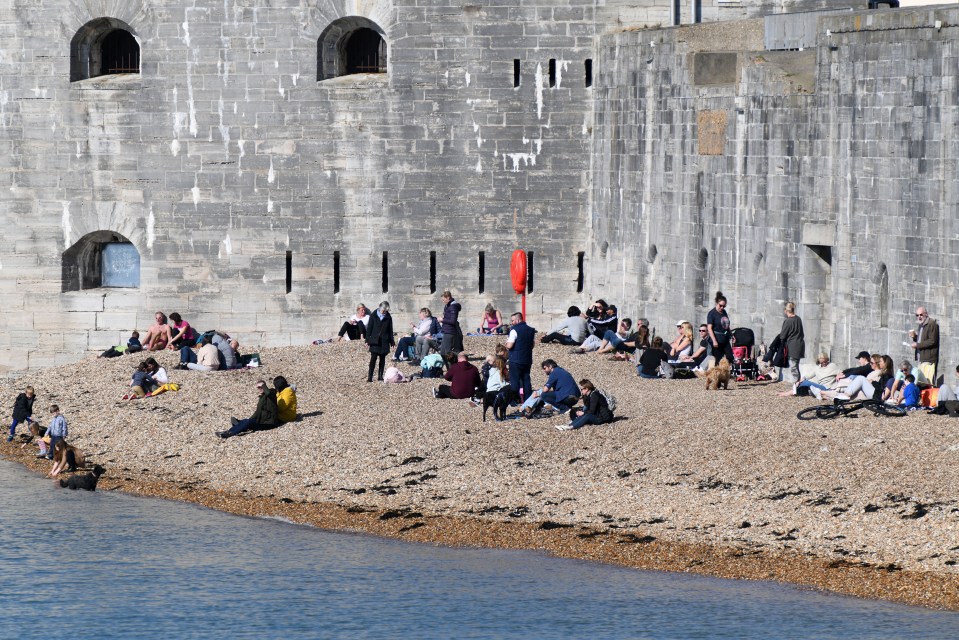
[0,0,947,373]
[0,0,611,372]
[590,5,959,368]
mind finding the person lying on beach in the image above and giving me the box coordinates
[216,380,278,439]
[98,330,142,359]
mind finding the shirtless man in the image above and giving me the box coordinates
[141,311,174,351]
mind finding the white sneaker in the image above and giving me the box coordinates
[555,424,575,431]
[432,387,438,398]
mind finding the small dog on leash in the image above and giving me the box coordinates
[699,358,731,390]
[56,465,106,491]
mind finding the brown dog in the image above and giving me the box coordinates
[703,358,731,390]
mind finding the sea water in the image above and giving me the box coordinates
[0,460,956,639]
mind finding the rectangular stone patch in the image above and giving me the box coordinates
[697,110,728,156]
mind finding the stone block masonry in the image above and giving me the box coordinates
[0,1,953,373]
[0,0,618,373]
[590,6,959,371]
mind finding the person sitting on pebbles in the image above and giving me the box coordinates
[520,359,580,418]
[217,380,278,439]
[433,352,481,399]
[557,380,614,431]
[274,376,298,424]
[122,362,155,400]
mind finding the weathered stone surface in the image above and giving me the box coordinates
[0,2,954,373]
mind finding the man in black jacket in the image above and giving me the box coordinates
[834,351,873,383]
[217,380,278,438]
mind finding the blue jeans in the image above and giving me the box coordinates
[49,435,62,458]
[394,336,416,360]
[180,345,197,365]
[602,330,624,348]
[509,362,532,402]
[639,372,660,379]
[797,381,829,391]
[8,418,31,437]
[225,418,272,437]
[569,413,603,429]
[521,391,575,413]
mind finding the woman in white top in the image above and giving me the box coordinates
[668,321,694,360]
[336,304,370,341]
[482,356,509,422]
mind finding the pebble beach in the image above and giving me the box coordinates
[3,337,958,610]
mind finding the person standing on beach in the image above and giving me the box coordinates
[706,291,733,364]
[777,302,805,382]
[506,312,536,401]
[7,386,35,442]
[439,291,463,357]
[911,307,939,385]
[366,301,395,382]
[45,405,67,460]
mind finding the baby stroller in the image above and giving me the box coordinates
[730,327,758,381]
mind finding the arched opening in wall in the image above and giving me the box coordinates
[876,263,889,328]
[70,18,140,82]
[646,244,658,264]
[62,231,140,292]
[317,18,387,81]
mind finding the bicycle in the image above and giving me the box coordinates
[796,398,908,420]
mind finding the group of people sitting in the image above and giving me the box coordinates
[216,376,298,439]
[122,357,174,399]
[538,301,715,378]
[430,351,615,430]
[777,351,932,409]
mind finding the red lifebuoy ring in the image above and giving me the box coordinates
[510,250,527,295]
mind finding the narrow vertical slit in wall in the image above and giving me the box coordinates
[429,251,437,294]
[285,250,292,294]
[478,251,485,294]
[513,59,520,87]
[548,59,556,88]
[584,59,593,88]
[526,251,534,293]
[878,264,889,329]
[672,0,681,26]
[333,251,340,294]
[576,252,584,292]
[382,251,389,294]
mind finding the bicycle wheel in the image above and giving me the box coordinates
[797,405,841,420]
[864,402,908,418]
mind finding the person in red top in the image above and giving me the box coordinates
[433,352,481,399]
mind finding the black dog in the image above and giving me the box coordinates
[57,465,106,491]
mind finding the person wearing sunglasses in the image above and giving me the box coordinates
[706,291,734,365]
[681,324,712,369]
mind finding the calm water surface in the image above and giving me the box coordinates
[1,460,956,639]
